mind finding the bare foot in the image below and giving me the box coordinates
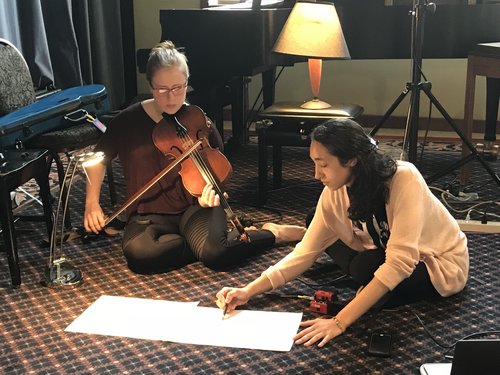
[261,223,306,244]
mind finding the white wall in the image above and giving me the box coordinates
[268,58,487,120]
[133,1,488,120]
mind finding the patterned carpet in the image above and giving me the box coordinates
[1,138,499,374]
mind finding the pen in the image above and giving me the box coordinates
[222,303,228,320]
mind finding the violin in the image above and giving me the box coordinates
[104,104,249,242]
[153,104,231,198]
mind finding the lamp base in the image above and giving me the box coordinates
[300,98,332,110]
[41,261,83,288]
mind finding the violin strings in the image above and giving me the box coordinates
[179,133,233,214]
[170,116,217,197]
[172,113,246,237]
[171,115,227,208]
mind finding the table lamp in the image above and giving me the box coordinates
[273,1,350,109]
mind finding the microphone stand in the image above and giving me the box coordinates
[369,0,499,188]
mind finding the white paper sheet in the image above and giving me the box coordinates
[65,295,199,341]
[65,295,303,352]
[167,306,303,352]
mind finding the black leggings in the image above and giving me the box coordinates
[305,208,441,308]
[326,241,441,308]
[122,205,275,274]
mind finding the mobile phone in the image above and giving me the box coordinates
[368,332,392,357]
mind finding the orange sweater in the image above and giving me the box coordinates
[263,161,469,297]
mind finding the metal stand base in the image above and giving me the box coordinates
[41,260,83,288]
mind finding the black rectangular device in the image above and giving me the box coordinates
[450,339,500,375]
[368,332,392,358]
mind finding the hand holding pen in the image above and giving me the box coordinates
[215,295,228,319]
[215,291,230,320]
[216,287,251,320]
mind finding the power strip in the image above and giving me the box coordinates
[456,219,500,234]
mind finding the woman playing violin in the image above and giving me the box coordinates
[83,41,305,273]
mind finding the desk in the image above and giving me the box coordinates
[462,42,500,182]
[257,101,364,205]
[0,149,53,287]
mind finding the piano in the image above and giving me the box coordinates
[149,0,500,147]
[158,0,299,148]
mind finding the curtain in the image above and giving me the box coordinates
[0,0,136,110]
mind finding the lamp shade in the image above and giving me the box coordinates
[273,1,350,59]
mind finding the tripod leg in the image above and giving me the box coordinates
[403,84,422,163]
[461,55,476,183]
[369,87,409,137]
[421,85,500,187]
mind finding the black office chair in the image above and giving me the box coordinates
[0,39,36,115]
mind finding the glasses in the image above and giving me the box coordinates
[151,82,187,96]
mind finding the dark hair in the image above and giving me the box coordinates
[146,40,189,86]
[311,118,397,221]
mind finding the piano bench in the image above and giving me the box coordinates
[257,101,364,205]
[0,149,53,288]
[461,42,500,184]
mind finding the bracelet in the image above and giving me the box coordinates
[332,316,346,333]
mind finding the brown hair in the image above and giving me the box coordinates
[145,40,189,86]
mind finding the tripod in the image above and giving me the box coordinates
[369,0,500,188]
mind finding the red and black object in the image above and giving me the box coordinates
[308,290,344,315]
[265,289,343,315]
[314,290,335,303]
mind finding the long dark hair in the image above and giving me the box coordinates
[311,118,397,221]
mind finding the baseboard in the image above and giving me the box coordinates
[358,114,498,140]
[456,219,500,234]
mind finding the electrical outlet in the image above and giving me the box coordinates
[456,219,500,234]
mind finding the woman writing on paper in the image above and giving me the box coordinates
[217,118,468,347]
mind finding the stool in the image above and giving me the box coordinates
[257,101,364,205]
[0,149,53,287]
[462,42,500,182]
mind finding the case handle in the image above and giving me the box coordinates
[64,108,89,123]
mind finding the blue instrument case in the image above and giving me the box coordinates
[0,84,109,150]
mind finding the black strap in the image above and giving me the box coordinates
[364,198,390,249]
